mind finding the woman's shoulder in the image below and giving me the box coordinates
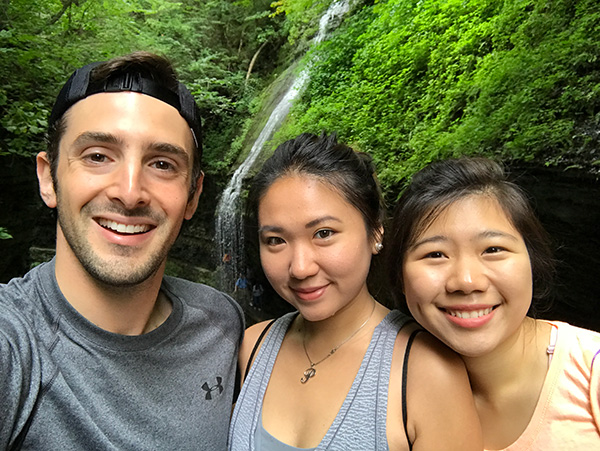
[239,313,297,379]
[395,323,466,376]
[384,309,464,366]
[239,319,276,376]
[542,320,600,364]
[389,320,470,412]
[388,323,482,449]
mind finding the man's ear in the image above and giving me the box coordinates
[185,171,204,220]
[37,152,57,208]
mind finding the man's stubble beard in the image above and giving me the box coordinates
[56,199,175,288]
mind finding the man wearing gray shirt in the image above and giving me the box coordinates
[1,52,243,450]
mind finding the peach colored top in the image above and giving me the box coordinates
[488,321,600,450]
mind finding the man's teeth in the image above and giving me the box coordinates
[98,219,150,234]
[447,307,493,319]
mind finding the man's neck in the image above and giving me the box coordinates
[54,250,171,336]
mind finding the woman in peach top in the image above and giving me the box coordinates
[387,157,600,450]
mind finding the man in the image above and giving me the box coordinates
[0,52,243,449]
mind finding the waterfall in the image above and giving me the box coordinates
[214,0,352,292]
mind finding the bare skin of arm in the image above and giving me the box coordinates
[238,320,275,383]
[388,325,483,451]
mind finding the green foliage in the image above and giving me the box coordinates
[0,0,154,156]
[271,0,333,51]
[0,227,12,240]
[276,0,600,194]
[0,0,287,176]
[2,0,599,200]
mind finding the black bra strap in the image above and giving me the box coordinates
[402,328,422,451]
[243,319,277,381]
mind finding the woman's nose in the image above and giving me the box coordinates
[289,245,319,280]
[445,255,489,294]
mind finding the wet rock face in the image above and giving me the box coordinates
[514,167,600,332]
[0,156,51,282]
[1,157,599,332]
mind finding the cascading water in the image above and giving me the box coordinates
[215,0,352,293]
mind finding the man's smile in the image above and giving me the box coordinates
[96,218,154,235]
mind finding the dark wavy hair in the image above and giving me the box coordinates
[385,157,555,317]
[249,132,384,243]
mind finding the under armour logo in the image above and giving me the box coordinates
[201,377,224,400]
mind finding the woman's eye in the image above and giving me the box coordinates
[265,236,285,246]
[484,246,504,254]
[315,229,334,239]
[424,251,444,259]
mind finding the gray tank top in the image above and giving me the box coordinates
[229,310,413,450]
[255,410,316,451]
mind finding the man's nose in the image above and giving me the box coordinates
[107,160,151,209]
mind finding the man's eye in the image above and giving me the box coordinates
[152,160,174,171]
[315,229,334,239]
[87,153,107,163]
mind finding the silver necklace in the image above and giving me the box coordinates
[300,300,376,384]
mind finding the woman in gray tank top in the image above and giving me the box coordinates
[228,133,482,450]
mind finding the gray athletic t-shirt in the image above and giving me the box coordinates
[0,259,243,450]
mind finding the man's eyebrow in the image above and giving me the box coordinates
[149,142,191,164]
[72,131,121,147]
[71,131,191,163]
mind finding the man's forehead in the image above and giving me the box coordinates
[60,92,196,156]
[49,62,201,151]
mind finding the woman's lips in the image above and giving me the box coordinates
[441,305,499,328]
[292,285,328,301]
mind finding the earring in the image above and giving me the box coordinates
[375,242,383,253]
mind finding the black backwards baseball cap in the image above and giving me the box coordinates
[48,61,202,152]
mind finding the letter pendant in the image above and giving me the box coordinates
[300,367,316,384]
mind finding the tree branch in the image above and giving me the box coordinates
[48,0,85,26]
[245,41,268,85]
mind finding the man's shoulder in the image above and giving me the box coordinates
[0,262,51,309]
[0,266,53,385]
[0,263,58,345]
[162,275,243,326]
[1,270,32,299]
[163,275,230,301]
